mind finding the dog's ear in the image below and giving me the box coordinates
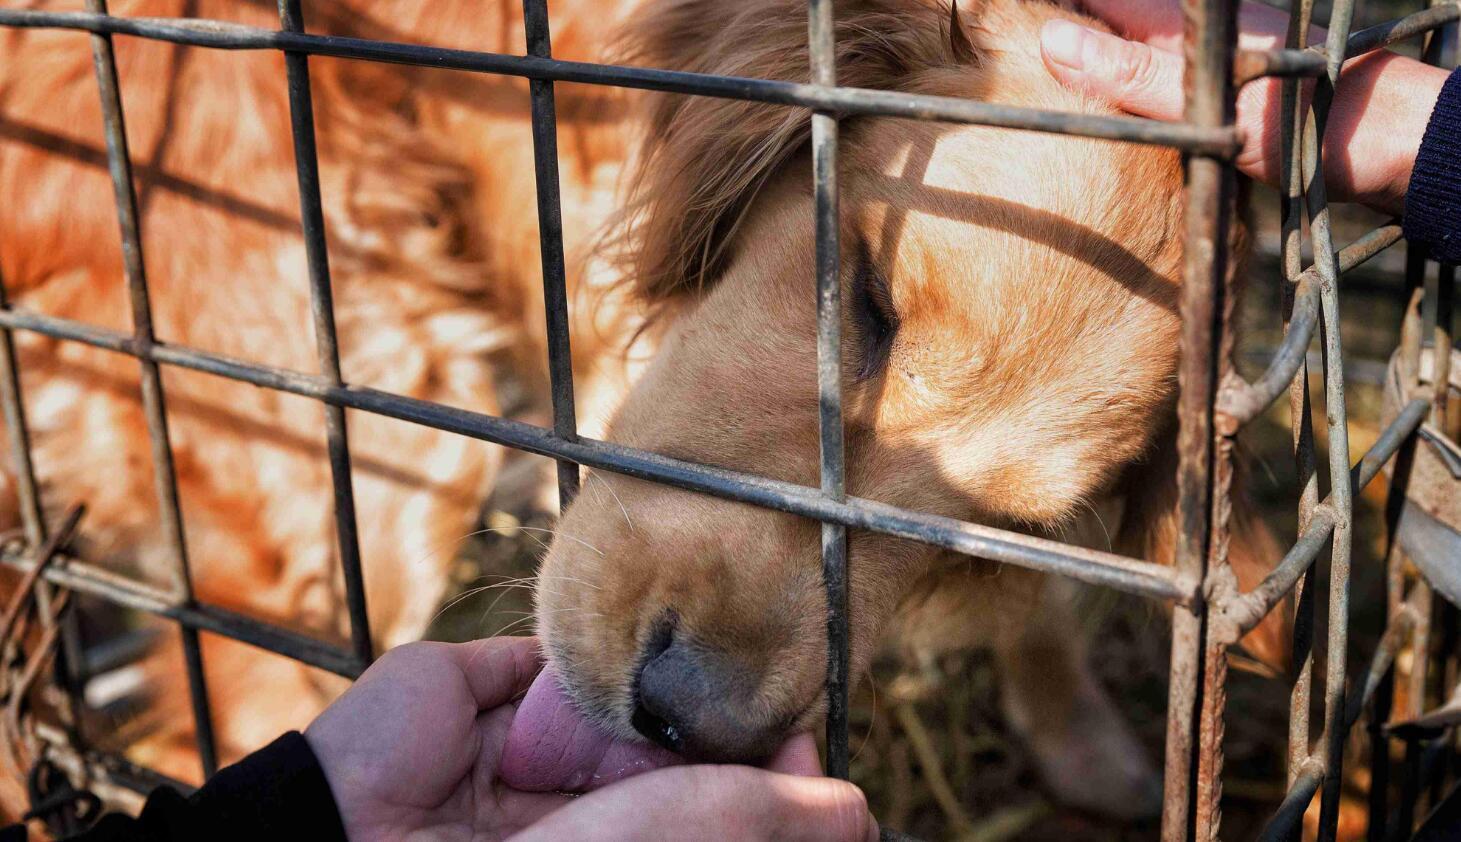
[1116,427,1292,676]
[949,2,979,64]
[612,0,983,304]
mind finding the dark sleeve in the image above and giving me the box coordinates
[1403,68,1461,264]
[58,731,346,842]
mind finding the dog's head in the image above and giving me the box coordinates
[535,0,1190,761]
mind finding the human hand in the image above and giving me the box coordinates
[1038,0,1450,214]
[303,636,878,841]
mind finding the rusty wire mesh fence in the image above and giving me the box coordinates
[0,0,1456,839]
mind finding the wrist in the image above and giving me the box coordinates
[1329,52,1449,214]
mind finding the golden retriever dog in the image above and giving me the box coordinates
[510,0,1290,819]
[1,0,1285,820]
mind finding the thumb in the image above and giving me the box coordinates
[1040,19,1184,122]
[507,765,879,842]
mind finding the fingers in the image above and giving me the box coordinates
[1040,19,1184,122]
[1076,0,1184,50]
[448,635,543,711]
[507,765,879,842]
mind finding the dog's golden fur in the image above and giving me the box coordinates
[1,0,1285,814]
[538,0,1287,813]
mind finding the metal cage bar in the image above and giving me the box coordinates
[0,228,83,695]
[0,0,1456,838]
[0,8,1243,153]
[276,0,374,670]
[0,304,1194,603]
[521,0,582,510]
[1305,6,1361,835]
[80,0,218,778]
[1161,1,1239,837]
[807,0,850,781]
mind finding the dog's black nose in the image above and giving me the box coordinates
[631,625,784,762]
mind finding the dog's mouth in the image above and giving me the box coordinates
[500,665,683,793]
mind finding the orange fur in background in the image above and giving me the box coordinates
[0,0,646,788]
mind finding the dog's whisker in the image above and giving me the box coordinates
[588,471,635,535]
[427,584,502,626]
[487,613,540,638]
[409,524,605,572]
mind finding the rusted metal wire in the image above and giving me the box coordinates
[0,306,1196,605]
[81,0,217,778]
[277,0,373,669]
[1305,4,1359,836]
[522,0,582,510]
[0,8,1245,154]
[808,0,851,782]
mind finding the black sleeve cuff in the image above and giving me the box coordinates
[1403,68,1461,264]
[184,731,347,842]
[66,731,348,842]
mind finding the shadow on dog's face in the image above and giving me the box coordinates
[536,102,1186,761]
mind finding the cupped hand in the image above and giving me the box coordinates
[303,636,878,841]
[1038,0,1449,214]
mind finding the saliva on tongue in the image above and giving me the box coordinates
[500,665,683,793]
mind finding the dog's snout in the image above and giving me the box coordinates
[631,627,785,763]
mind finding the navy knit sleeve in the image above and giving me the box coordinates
[1404,68,1461,264]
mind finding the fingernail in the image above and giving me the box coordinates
[1042,19,1092,70]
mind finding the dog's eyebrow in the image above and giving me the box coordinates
[856,171,1177,315]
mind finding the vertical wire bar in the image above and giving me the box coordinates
[0,238,84,707]
[1162,1,1239,839]
[1376,249,1428,839]
[1408,6,1458,740]
[277,0,372,667]
[1307,2,1356,837]
[1400,26,1460,820]
[84,0,217,777]
[0,279,44,551]
[1193,2,1242,836]
[1396,738,1422,839]
[522,0,581,510]
[808,0,848,781]
[1367,667,1394,842]
[1281,0,1319,793]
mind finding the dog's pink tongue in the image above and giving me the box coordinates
[501,666,682,792]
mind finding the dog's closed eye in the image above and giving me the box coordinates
[852,250,900,381]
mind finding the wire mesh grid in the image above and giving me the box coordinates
[0,0,1454,838]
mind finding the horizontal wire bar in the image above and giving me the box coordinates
[0,546,364,678]
[1223,397,1430,633]
[1219,223,1403,426]
[1236,4,1461,86]
[0,8,1240,155]
[1235,47,1328,85]
[0,306,1194,605]
[1345,2,1461,55]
